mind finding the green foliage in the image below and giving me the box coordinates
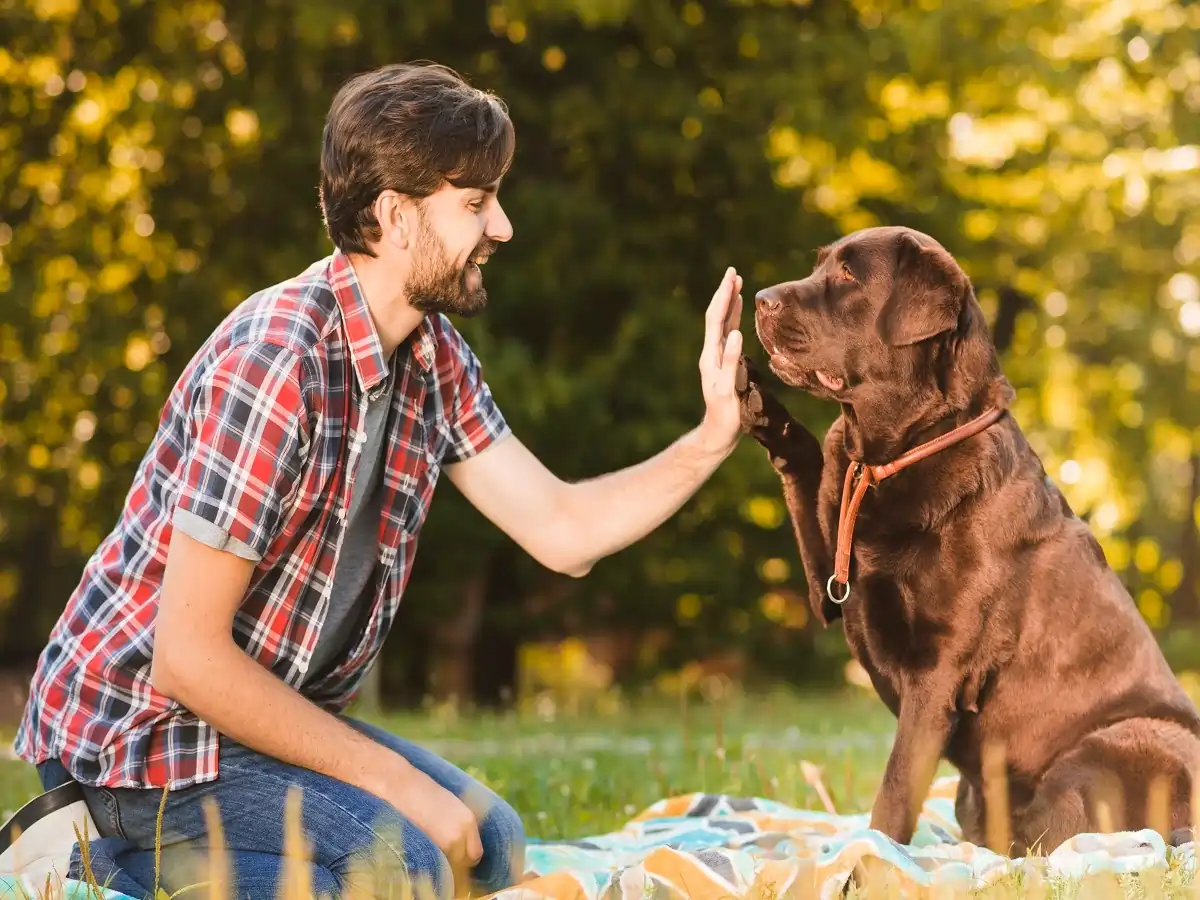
[0,0,1197,686]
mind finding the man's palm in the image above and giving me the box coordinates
[697,267,744,451]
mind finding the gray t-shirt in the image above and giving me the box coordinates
[304,360,396,682]
[173,359,397,686]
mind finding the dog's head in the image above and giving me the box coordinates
[753,226,1012,460]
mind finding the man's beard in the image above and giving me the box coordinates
[406,217,495,319]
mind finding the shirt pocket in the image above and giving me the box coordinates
[383,422,440,542]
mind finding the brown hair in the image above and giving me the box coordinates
[319,62,515,255]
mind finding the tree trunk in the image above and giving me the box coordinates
[384,624,432,710]
[0,513,56,660]
[991,287,1032,356]
[1172,453,1200,622]
[428,574,487,707]
[471,551,522,709]
[356,661,382,716]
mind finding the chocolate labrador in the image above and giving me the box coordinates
[736,225,1200,854]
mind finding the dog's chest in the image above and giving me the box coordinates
[841,571,945,695]
[820,460,964,691]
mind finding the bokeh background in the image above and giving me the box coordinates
[1,0,1199,726]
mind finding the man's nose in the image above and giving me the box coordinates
[487,201,514,243]
[755,287,782,311]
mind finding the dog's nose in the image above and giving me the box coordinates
[755,288,782,311]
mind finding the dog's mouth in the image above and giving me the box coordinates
[815,370,844,391]
[769,353,845,395]
[756,312,846,394]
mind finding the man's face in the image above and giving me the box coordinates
[406,182,513,318]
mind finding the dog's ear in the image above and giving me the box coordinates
[876,233,967,347]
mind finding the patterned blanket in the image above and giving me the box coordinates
[494,775,1195,900]
[2,775,1193,900]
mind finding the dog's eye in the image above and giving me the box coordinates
[839,261,855,281]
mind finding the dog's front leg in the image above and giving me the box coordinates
[870,682,957,844]
[735,358,836,622]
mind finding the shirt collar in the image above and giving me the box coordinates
[327,249,436,393]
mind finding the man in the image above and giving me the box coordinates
[14,62,746,899]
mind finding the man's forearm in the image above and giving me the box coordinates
[153,637,405,799]
[556,425,732,575]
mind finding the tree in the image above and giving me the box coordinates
[2,0,1197,701]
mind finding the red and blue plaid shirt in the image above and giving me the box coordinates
[15,251,510,789]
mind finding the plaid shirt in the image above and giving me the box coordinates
[15,251,510,790]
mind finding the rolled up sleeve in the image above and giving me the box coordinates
[173,342,310,561]
[441,332,510,465]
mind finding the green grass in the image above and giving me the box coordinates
[2,688,897,836]
[405,687,901,839]
[1,737,39,817]
[4,687,1197,899]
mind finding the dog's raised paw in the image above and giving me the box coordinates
[735,355,757,397]
[735,356,823,471]
[736,357,771,433]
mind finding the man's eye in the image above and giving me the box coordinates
[468,200,484,212]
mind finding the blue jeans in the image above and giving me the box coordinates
[39,717,525,900]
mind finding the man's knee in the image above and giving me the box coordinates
[339,813,454,900]
[474,794,527,892]
[406,833,454,900]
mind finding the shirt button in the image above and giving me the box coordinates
[297,659,309,674]
[336,508,346,522]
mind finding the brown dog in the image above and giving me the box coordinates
[736,224,1200,854]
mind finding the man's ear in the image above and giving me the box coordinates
[373,190,412,251]
[876,233,968,347]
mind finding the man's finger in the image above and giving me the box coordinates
[723,276,743,336]
[723,289,743,345]
[706,266,735,315]
[720,329,743,375]
[468,825,484,863]
[704,268,736,336]
[702,267,737,366]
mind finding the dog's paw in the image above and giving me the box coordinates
[735,356,776,435]
[736,356,822,473]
